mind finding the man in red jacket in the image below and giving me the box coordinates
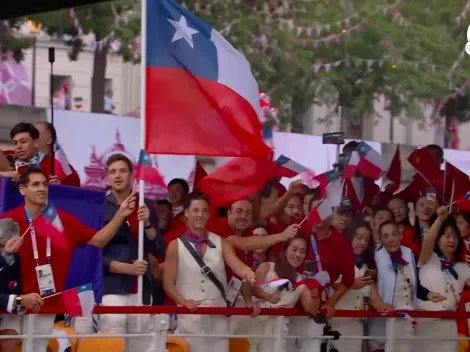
[0,166,136,352]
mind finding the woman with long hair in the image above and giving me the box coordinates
[416,207,470,352]
[330,217,393,352]
[402,195,437,259]
[236,235,321,352]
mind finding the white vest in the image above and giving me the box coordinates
[418,252,470,311]
[176,233,227,301]
[370,246,417,342]
[335,265,371,310]
[375,245,417,308]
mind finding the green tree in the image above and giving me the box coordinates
[30,0,141,113]
[0,19,33,62]
[185,0,470,135]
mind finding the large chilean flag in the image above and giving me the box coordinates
[145,0,270,158]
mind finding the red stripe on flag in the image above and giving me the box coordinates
[145,68,270,158]
[61,287,82,317]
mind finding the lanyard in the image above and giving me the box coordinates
[25,207,51,265]
[310,233,323,273]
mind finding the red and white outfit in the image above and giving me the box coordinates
[237,263,305,352]
[417,253,470,352]
[371,246,417,352]
[330,265,371,352]
[176,232,229,352]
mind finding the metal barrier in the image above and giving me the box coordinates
[2,306,470,352]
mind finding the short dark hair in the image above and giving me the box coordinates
[343,141,359,153]
[168,178,189,194]
[10,122,39,140]
[18,166,47,186]
[183,192,210,209]
[36,121,57,145]
[378,220,398,235]
[155,199,172,208]
[106,153,133,172]
[374,206,395,221]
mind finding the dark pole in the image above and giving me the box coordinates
[31,37,37,106]
[48,47,55,175]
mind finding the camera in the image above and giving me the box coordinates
[320,323,341,352]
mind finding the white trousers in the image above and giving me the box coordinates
[0,314,55,352]
[177,297,229,352]
[330,317,363,352]
[416,318,457,352]
[287,317,325,352]
[100,294,155,352]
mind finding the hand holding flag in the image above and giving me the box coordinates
[61,283,95,317]
[34,204,68,249]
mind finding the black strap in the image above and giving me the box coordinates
[179,236,229,306]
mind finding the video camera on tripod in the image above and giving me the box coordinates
[322,131,347,176]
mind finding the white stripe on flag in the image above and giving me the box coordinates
[317,197,333,219]
[56,148,72,176]
[282,158,308,174]
[364,148,388,171]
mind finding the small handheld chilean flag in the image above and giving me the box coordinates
[135,150,167,187]
[274,155,308,178]
[34,204,68,249]
[61,283,95,317]
[53,142,72,180]
[356,141,387,180]
[343,151,361,179]
[307,197,334,227]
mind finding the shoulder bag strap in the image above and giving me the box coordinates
[179,236,228,304]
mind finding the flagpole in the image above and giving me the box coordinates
[137,0,148,330]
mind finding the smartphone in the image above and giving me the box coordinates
[304,260,315,273]
[364,269,377,282]
[426,187,437,202]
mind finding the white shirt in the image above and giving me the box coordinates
[418,252,470,311]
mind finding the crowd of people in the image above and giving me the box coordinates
[0,121,468,352]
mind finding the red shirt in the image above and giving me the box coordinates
[209,217,253,280]
[302,226,355,287]
[0,205,95,304]
[16,158,80,187]
[266,215,302,258]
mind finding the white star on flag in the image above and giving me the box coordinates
[167,15,199,48]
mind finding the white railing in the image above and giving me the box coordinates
[3,306,470,352]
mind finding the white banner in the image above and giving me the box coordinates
[47,110,196,199]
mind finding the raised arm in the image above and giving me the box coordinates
[225,224,298,251]
[418,205,447,266]
[221,238,255,282]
